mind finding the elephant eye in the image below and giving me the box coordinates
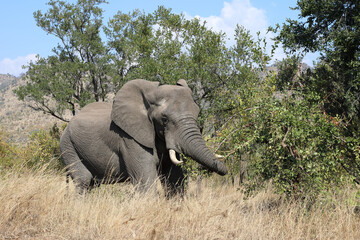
[162,116,169,125]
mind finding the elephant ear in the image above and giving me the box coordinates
[177,79,193,95]
[176,79,188,88]
[111,79,159,149]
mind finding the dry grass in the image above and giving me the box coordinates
[0,169,359,240]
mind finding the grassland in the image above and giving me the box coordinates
[0,168,359,240]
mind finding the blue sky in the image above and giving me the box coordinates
[0,0,311,76]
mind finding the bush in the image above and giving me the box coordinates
[0,124,65,172]
[0,131,22,169]
[249,91,352,198]
[210,56,360,200]
[23,123,65,171]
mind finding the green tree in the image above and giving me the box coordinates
[272,0,360,123]
[250,67,350,198]
[15,0,109,121]
[104,6,230,94]
[205,26,271,184]
[224,55,357,198]
[104,7,190,87]
[267,0,360,194]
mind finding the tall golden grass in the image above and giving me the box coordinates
[0,168,359,240]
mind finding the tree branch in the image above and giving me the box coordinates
[28,103,69,123]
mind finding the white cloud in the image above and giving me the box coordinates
[184,0,300,64]
[187,0,268,42]
[0,54,37,76]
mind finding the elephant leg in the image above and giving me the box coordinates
[121,138,159,194]
[67,161,94,194]
[131,160,158,194]
[160,165,185,198]
[60,128,94,194]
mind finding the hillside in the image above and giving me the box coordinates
[0,74,61,143]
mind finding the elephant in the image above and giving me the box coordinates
[60,79,227,197]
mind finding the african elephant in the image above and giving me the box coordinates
[60,79,227,197]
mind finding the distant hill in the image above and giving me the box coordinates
[0,74,21,93]
[0,74,61,143]
[267,61,311,74]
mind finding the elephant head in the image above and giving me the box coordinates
[111,79,227,176]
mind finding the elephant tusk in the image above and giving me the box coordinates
[215,154,224,159]
[169,149,183,165]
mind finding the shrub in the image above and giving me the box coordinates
[249,91,352,198]
[0,124,65,172]
[0,130,22,169]
[23,123,65,171]
[211,56,360,200]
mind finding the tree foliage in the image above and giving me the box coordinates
[272,0,360,123]
[260,0,360,197]
[15,0,109,121]
[248,62,353,197]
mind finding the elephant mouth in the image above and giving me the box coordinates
[169,149,183,165]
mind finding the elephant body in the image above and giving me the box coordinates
[60,79,227,196]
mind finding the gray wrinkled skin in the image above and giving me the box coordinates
[60,79,227,197]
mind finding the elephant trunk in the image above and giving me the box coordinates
[175,117,227,176]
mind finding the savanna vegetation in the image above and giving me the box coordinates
[1,168,360,239]
[1,0,360,238]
